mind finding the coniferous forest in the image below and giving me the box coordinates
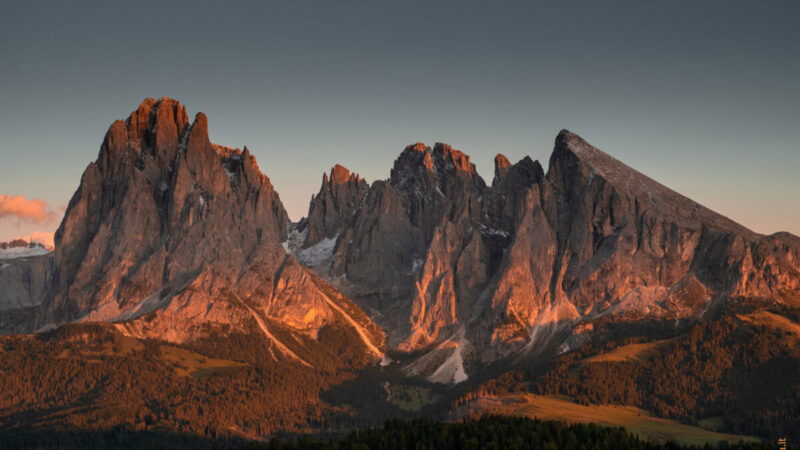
[0,416,789,450]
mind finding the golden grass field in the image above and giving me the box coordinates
[53,332,247,378]
[469,393,760,446]
[158,345,246,378]
[737,311,800,341]
[582,338,676,364]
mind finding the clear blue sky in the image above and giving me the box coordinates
[1,0,798,246]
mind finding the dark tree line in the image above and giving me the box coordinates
[242,416,784,450]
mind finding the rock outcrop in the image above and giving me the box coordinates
[303,164,368,247]
[0,240,53,312]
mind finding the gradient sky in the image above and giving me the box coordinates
[1,0,798,246]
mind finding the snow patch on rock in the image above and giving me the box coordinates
[282,223,337,268]
[0,246,51,260]
[297,235,338,267]
[477,223,510,238]
[282,224,307,255]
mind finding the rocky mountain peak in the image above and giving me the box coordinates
[328,164,362,185]
[389,143,437,193]
[493,153,511,182]
[98,97,198,177]
[126,98,189,156]
[186,111,209,148]
[4,105,798,389]
[330,164,349,184]
[389,142,484,197]
[295,130,799,384]
[548,129,756,238]
[432,143,475,174]
[549,128,628,181]
[31,98,387,365]
[504,156,543,185]
[47,98,291,329]
[407,142,429,153]
[304,164,369,247]
[392,142,434,176]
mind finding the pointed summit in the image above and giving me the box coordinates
[329,164,362,185]
[432,143,476,174]
[98,97,194,172]
[49,98,290,332]
[330,164,350,183]
[186,111,209,150]
[550,128,628,180]
[390,143,436,189]
[390,142,484,194]
[547,129,753,237]
[133,98,189,149]
[493,153,511,182]
[321,164,364,188]
[407,142,428,153]
[305,164,369,247]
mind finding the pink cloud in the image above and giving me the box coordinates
[15,231,55,250]
[0,194,58,224]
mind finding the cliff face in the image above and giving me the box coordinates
[539,131,797,311]
[0,240,53,320]
[32,98,384,363]
[301,130,800,382]
[304,164,369,248]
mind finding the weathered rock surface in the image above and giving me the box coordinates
[0,240,54,312]
[3,98,385,365]
[303,164,368,247]
[301,130,800,382]
[0,257,53,312]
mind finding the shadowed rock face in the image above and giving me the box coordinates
[0,255,53,312]
[305,143,488,350]
[0,240,53,317]
[28,98,385,360]
[304,164,369,247]
[302,130,800,381]
[542,131,795,311]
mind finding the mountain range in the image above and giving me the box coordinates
[1,98,798,446]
